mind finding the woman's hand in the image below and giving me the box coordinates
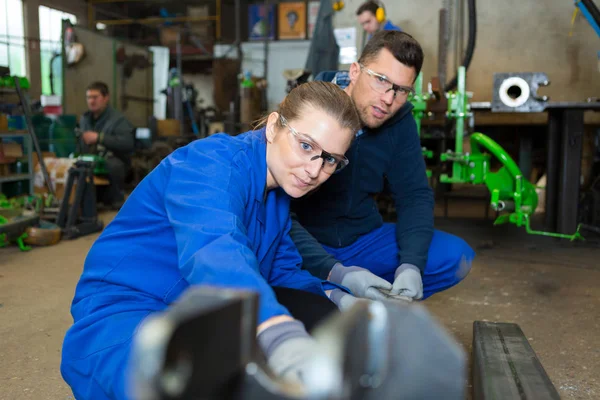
[257,318,319,386]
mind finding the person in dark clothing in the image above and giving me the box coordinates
[290,31,475,303]
[356,1,401,38]
[79,81,135,208]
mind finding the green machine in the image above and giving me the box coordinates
[410,66,584,241]
[0,194,47,251]
[410,73,434,178]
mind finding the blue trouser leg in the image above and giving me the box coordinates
[61,303,157,400]
[322,223,475,299]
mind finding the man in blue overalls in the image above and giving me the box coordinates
[291,31,475,304]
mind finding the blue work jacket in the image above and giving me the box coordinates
[68,129,339,328]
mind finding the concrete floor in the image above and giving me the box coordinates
[1,204,599,400]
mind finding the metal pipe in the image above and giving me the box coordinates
[216,0,222,40]
[88,3,95,29]
[263,0,270,80]
[437,8,449,93]
[235,0,241,59]
[545,110,560,231]
[176,29,184,136]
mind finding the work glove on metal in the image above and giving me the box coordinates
[329,262,393,301]
[329,288,360,311]
[390,263,423,300]
[257,320,319,385]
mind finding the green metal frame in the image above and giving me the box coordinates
[410,73,433,177]
[0,215,31,251]
[413,66,583,241]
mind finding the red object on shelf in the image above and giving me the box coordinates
[43,105,63,115]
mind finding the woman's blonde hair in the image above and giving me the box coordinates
[254,81,361,136]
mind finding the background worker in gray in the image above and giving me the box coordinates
[79,81,135,208]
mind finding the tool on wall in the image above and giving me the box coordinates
[115,46,154,111]
[63,21,85,66]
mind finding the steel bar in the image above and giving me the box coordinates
[473,321,560,400]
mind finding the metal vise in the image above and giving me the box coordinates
[129,287,467,400]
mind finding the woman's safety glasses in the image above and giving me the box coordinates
[280,115,349,174]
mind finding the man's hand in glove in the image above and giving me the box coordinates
[257,318,319,386]
[328,263,392,301]
[390,264,423,300]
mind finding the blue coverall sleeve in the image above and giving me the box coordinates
[269,218,345,295]
[386,116,434,273]
[163,146,290,324]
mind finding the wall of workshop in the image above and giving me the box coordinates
[185,41,311,112]
[332,0,600,123]
[187,0,599,123]
[63,26,154,128]
[23,0,88,99]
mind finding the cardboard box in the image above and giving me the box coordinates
[187,5,211,39]
[0,141,23,164]
[157,119,181,137]
[32,152,76,202]
[0,114,8,131]
[160,27,181,47]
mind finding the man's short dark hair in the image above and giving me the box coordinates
[358,30,424,78]
[86,81,109,96]
[356,1,380,16]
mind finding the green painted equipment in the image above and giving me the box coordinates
[409,73,433,177]
[78,154,108,176]
[421,66,583,241]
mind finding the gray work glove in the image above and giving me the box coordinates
[257,320,318,385]
[329,263,392,301]
[390,263,423,300]
[329,288,359,311]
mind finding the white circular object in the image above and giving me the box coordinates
[498,77,530,108]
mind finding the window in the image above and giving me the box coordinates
[39,5,77,96]
[0,0,26,76]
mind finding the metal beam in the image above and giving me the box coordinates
[473,321,560,400]
[95,15,218,26]
[89,0,147,4]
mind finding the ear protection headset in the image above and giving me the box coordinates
[335,0,385,23]
[374,0,386,24]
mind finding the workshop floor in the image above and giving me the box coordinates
[0,201,599,400]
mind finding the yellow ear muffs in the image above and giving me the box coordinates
[376,5,386,23]
[333,1,345,11]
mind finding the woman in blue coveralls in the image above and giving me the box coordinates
[60,81,362,400]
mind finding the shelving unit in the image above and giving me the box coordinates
[0,131,35,196]
[0,79,54,199]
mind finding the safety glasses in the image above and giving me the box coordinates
[280,115,349,174]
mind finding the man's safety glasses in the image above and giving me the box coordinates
[280,115,349,174]
[359,63,414,101]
